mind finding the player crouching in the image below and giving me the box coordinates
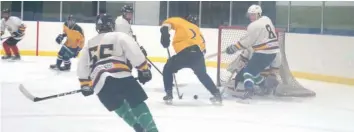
[77,14,158,132]
[223,48,281,98]
[225,5,280,100]
[160,15,222,105]
[1,9,26,60]
[50,15,84,71]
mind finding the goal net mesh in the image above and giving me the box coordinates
[216,26,316,97]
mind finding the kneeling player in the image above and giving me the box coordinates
[1,9,26,60]
[50,15,84,71]
[225,5,280,99]
[160,15,222,104]
[223,50,281,97]
[77,14,158,132]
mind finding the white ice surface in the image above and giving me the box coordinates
[1,56,354,132]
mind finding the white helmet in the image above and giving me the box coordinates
[247,4,262,15]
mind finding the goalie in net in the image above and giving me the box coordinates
[217,5,316,99]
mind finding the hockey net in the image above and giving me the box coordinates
[216,26,316,97]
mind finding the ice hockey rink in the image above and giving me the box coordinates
[1,56,354,132]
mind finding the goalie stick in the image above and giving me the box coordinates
[19,84,82,102]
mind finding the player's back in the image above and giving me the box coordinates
[87,32,129,65]
[163,17,205,53]
[247,16,279,54]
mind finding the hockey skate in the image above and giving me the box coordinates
[163,92,173,105]
[210,92,223,105]
[1,55,12,60]
[11,55,21,60]
[49,64,60,70]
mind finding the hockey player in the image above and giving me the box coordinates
[160,15,222,104]
[223,48,282,97]
[225,5,280,99]
[115,5,147,57]
[77,13,158,132]
[0,9,26,60]
[50,15,84,71]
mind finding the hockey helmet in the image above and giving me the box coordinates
[184,14,198,25]
[1,9,10,19]
[66,15,76,27]
[95,13,115,33]
[247,5,262,21]
[121,5,134,13]
[121,5,134,21]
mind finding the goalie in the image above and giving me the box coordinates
[222,48,281,97]
[224,5,281,99]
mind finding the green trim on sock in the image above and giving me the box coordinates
[114,100,138,127]
[132,102,158,132]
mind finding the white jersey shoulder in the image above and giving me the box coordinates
[77,32,146,94]
[240,16,279,54]
[1,16,23,33]
[115,15,133,36]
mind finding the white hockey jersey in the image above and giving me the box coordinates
[237,16,279,54]
[115,15,133,36]
[77,32,148,94]
[1,16,25,40]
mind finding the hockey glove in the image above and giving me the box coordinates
[226,44,238,54]
[140,46,147,56]
[160,26,170,48]
[81,86,94,96]
[56,34,65,44]
[138,69,152,84]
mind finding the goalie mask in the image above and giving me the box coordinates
[247,4,262,22]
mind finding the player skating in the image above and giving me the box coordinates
[160,15,222,105]
[225,5,280,99]
[1,9,26,60]
[77,13,158,132]
[49,15,85,71]
[115,5,147,60]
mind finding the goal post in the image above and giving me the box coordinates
[216,26,316,97]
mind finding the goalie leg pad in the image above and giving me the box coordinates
[242,53,277,89]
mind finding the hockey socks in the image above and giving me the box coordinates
[10,45,19,56]
[131,102,158,132]
[2,43,11,56]
[114,100,138,128]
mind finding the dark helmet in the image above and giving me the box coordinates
[2,9,10,19]
[121,5,134,14]
[96,13,115,33]
[184,14,198,25]
[66,14,76,27]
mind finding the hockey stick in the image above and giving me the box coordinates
[204,50,227,59]
[167,49,183,99]
[19,84,82,102]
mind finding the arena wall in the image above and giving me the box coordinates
[1,21,354,85]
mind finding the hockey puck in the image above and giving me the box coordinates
[193,95,198,100]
